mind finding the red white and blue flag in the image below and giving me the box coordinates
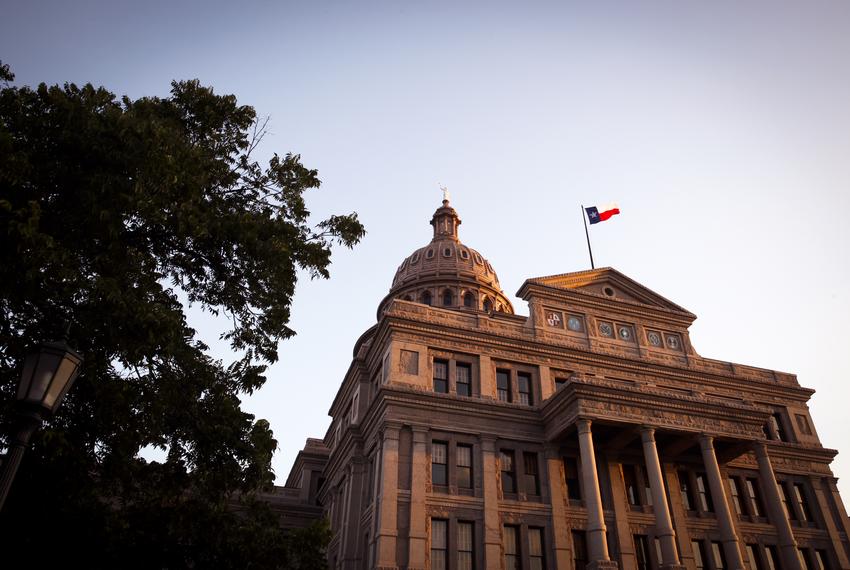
[585,203,620,224]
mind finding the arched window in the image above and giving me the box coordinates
[463,292,475,308]
[483,298,492,312]
[422,290,432,306]
[442,289,453,306]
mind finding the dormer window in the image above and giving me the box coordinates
[473,253,483,265]
[460,249,469,260]
[483,298,492,312]
[411,252,420,264]
[426,249,434,259]
[422,291,432,306]
[443,247,452,257]
[463,292,475,308]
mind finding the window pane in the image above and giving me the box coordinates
[432,442,447,463]
[692,541,705,570]
[624,465,641,506]
[432,442,448,486]
[529,527,545,570]
[565,457,581,500]
[525,452,540,495]
[457,364,472,397]
[501,450,516,493]
[497,370,511,402]
[431,519,447,570]
[458,445,473,488]
[712,542,727,570]
[634,535,650,570]
[458,445,472,467]
[746,479,763,517]
[794,483,814,521]
[458,522,474,570]
[746,545,763,570]
[729,478,744,515]
[679,471,694,511]
[764,546,779,570]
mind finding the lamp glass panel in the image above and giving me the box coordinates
[44,356,80,411]
[27,352,62,404]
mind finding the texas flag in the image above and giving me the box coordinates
[585,203,620,224]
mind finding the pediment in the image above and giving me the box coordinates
[522,267,694,317]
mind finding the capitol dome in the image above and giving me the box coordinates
[377,198,514,317]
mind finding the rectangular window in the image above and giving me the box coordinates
[529,527,545,570]
[745,479,764,517]
[458,521,474,570]
[524,452,541,495]
[712,542,727,570]
[432,442,448,486]
[729,477,744,515]
[764,546,779,570]
[771,413,786,441]
[623,464,641,506]
[564,457,581,501]
[434,360,449,393]
[795,414,813,435]
[572,531,588,570]
[779,482,796,520]
[680,471,695,511]
[518,372,533,405]
[814,550,830,570]
[457,444,473,489]
[799,549,813,570]
[746,545,763,570]
[696,473,713,512]
[793,483,814,522]
[456,363,472,397]
[497,370,511,402]
[634,535,651,570]
[501,450,516,494]
[693,541,707,570]
[504,525,520,570]
[431,519,447,570]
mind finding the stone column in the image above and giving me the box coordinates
[753,442,802,570]
[407,427,429,570]
[699,435,745,570]
[641,427,684,570]
[577,419,618,570]
[545,444,573,569]
[481,435,503,567]
[375,423,402,570]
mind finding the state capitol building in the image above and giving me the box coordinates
[274,199,850,570]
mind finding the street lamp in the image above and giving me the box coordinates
[0,339,83,511]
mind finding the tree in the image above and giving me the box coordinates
[0,62,363,568]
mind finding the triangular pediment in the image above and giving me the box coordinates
[521,267,694,317]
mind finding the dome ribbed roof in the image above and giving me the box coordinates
[378,199,513,317]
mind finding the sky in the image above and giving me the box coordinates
[3,1,849,506]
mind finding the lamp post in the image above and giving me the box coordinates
[0,339,83,511]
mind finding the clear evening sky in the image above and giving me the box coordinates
[3,1,849,506]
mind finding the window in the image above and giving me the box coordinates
[497,369,511,402]
[814,550,830,570]
[458,521,474,570]
[573,531,588,570]
[623,464,642,506]
[504,525,520,570]
[745,478,764,517]
[793,483,814,522]
[483,298,492,312]
[679,471,695,511]
[796,414,813,435]
[779,482,796,520]
[443,289,453,306]
[518,372,533,405]
[457,445,473,489]
[500,450,516,494]
[712,542,727,570]
[456,363,472,397]
[422,290,433,305]
[729,478,744,515]
[529,527,545,570]
[431,519,447,570]
[434,360,449,393]
[799,549,813,570]
[771,413,786,441]
[634,535,651,570]
[463,292,475,307]
[693,541,707,570]
[746,545,764,570]
[764,546,779,570]
[432,442,448,486]
[426,248,435,259]
[443,247,452,257]
[524,452,540,495]
[564,457,581,501]
[696,473,713,512]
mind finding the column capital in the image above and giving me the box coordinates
[752,440,768,458]
[698,433,714,449]
[576,418,593,434]
[544,443,562,458]
[381,422,404,440]
[640,425,657,442]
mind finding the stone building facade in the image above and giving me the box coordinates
[281,199,850,570]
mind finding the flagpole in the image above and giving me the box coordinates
[581,204,595,269]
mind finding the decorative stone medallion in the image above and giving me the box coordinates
[546,311,562,328]
[599,322,614,337]
[647,331,662,346]
[567,315,584,332]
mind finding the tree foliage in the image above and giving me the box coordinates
[0,61,362,567]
